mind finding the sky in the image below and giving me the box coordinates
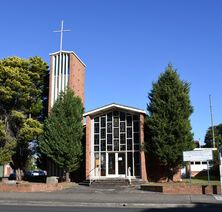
[0,0,222,144]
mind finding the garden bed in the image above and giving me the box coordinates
[0,181,76,192]
[141,181,221,195]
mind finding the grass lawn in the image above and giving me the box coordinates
[144,177,220,186]
[182,178,220,185]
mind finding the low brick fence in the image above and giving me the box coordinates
[0,182,73,192]
[141,183,221,195]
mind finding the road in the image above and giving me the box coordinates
[1,205,222,212]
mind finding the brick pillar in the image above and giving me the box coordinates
[140,114,148,182]
[85,115,91,180]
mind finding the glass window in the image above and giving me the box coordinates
[127,128,132,138]
[120,145,126,151]
[113,111,119,116]
[134,144,140,150]
[127,152,133,175]
[114,117,119,127]
[101,129,106,139]
[127,139,132,150]
[107,134,112,144]
[120,112,125,121]
[114,128,119,138]
[94,134,99,145]
[134,152,140,176]
[94,123,99,133]
[101,153,106,176]
[107,145,112,151]
[120,122,125,132]
[101,140,106,151]
[127,115,132,126]
[107,122,112,133]
[107,112,112,122]
[133,121,139,132]
[94,117,99,123]
[101,117,106,128]
[114,139,119,151]
[134,133,139,143]
[120,134,126,144]
[133,115,139,121]
[94,146,99,151]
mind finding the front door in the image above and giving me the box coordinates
[107,153,126,176]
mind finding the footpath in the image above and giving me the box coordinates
[0,185,221,208]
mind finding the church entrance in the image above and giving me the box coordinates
[91,109,141,179]
[108,152,126,176]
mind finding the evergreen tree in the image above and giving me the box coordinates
[204,124,222,148]
[145,64,194,181]
[0,56,48,173]
[39,89,84,182]
[0,120,15,165]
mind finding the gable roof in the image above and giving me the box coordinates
[83,103,146,117]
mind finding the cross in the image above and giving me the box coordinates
[54,20,71,51]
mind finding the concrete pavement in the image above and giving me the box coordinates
[0,185,221,208]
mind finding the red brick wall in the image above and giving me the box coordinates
[85,116,91,179]
[140,114,148,182]
[69,53,85,105]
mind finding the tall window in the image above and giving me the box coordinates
[93,110,141,176]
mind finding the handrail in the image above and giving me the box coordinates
[86,166,99,185]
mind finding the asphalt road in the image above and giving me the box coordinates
[1,205,222,212]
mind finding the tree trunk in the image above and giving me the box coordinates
[65,171,70,182]
[16,168,22,181]
[167,166,174,182]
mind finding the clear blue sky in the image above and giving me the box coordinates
[0,0,222,144]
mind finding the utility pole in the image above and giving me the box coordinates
[209,95,215,148]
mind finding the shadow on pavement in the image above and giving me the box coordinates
[140,203,222,212]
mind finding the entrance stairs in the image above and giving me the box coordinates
[79,178,145,189]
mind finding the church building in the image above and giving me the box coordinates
[48,22,147,182]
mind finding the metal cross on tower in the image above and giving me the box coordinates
[54,20,71,51]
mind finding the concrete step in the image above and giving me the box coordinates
[79,178,145,188]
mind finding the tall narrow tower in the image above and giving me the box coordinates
[48,21,85,112]
[48,51,85,112]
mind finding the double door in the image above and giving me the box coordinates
[107,152,126,176]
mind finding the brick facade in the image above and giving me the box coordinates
[140,114,148,182]
[68,53,85,105]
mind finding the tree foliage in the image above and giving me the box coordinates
[0,56,48,168]
[145,64,194,181]
[39,89,84,181]
[0,121,16,165]
[204,124,222,148]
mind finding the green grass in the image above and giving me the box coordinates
[182,178,220,185]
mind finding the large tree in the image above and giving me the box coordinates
[0,120,15,165]
[38,89,84,182]
[145,64,194,181]
[204,124,222,148]
[0,56,48,173]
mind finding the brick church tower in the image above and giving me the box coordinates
[47,21,86,177]
[48,50,85,111]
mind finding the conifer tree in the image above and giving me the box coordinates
[0,57,48,173]
[39,89,84,182]
[146,64,194,181]
[204,124,222,148]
